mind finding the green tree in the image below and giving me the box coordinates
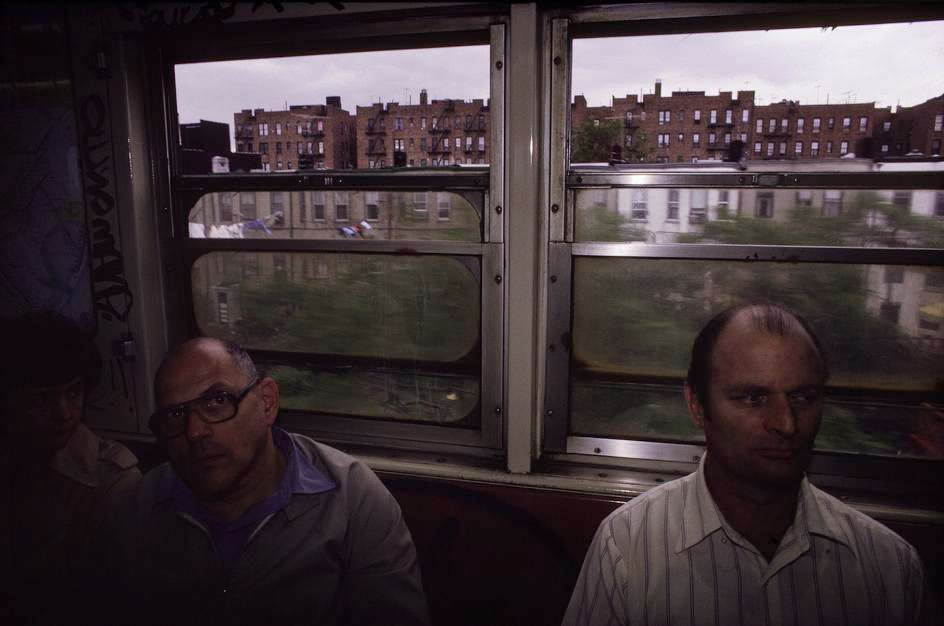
[571,118,622,163]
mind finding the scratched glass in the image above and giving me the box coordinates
[186,190,482,241]
[190,251,481,425]
[570,258,944,459]
[173,45,491,173]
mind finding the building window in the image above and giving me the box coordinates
[658,110,670,124]
[658,133,670,147]
[667,189,679,220]
[334,192,348,221]
[413,192,428,212]
[725,109,733,124]
[455,136,461,149]
[313,192,325,220]
[859,117,868,132]
[885,267,904,284]
[275,122,282,135]
[421,117,427,129]
[892,191,912,210]
[693,109,701,122]
[813,117,821,132]
[630,189,648,220]
[810,141,819,157]
[766,142,774,157]
[690,189,707,222]
[366,191,380,221]
[437,192,451,220]
[755,192,774,218]
[717,190,730,212]
[796,190,813,207]
[797,118,804,133]
[935,114,943,132]
[276,160,283,170]
[275,141,282,154]
[220,192,233,221]
[239,192,256,219]
[823,190,843,216]
[692,133,700,146]
[317,141,324,154]
[881,144,889,153]
[880,302,901,324]
[753,141,761,154]
[709,109,717,124]
[840,140,849,155]
[741,109,749,123]
[768,118,776,133]
[826,140,833,154]
[883,120,892,132]
[723,133,731,145]
[842,117,851,130]
[828,117,835,130]
[260,142,268,153]
[678,133,685,144]
[297,142,304,155]
[259,123,268,136]
[298,191,306,222]
[779,141,787,156]
[708,132,716,145]
[755,119,763,134]
[478,136,486,151]
[794,141,803,156]
[247,142,253,152]
[739,132,747,143]
[395,117,403,130]
[216,291,229,324]
[780,118,788,130]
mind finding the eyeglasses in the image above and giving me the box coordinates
[149,378,260,439]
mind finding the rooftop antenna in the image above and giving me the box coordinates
[815,84,821,104]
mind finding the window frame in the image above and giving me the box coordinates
[544,5,944,494]
[151,12,510,456]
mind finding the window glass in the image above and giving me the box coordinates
[570,257,944,458]
[570,22,944,165]
[175,46,490,174]
[191,251,481,424]
[574,187,944,247]
[187,191,481,241]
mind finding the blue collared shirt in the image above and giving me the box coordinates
[158,428,335,571]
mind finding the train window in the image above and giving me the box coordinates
[158,15,507,452]
[186,191,482,241]
[544,9,944,485]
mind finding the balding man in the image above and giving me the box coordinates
[111,337,429,626]
[563,303,937,626]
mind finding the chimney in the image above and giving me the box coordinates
[654,80,662,97]
[420,89,428,106]
[326,96,341,108]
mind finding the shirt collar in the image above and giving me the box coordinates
[156,427,336,520]
[677,453,724,553]
[50,423,101,488]
[677,452,854,555]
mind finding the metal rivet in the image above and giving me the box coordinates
[494,407,502,415]
[738,176,745,184]
[576,176,583,183]
[495,60,503,70]
[494,275,502,284]
[545,409,553,417]
[593,447,601,454]
[551,203,559,213]
[548,344,555,352]
[495,205,503,214]
[550,275,557,283]
[553,56,562,66]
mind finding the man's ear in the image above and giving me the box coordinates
[684,383,707,429]
[258,377,280,425]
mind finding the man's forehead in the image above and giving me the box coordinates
[157,340,238,397]
[712,310,818,366]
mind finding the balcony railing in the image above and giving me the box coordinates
[366,144,387,155]
[235,127,254,138]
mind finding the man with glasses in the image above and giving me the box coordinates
[563,303,937,626]
[1,313,141,624]
[110,337,429,625]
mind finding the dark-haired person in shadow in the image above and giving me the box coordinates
[0,313,141,624]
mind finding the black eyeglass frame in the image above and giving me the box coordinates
[149,378,261,439]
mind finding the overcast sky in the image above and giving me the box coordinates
[175,21,943,149]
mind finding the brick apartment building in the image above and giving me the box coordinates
[233,97,356,171]
[356,89,489,168]
[573,81,943,163]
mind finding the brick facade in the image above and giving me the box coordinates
[573,81,943,163]
[233,97,356,171]
[355,89,489,169]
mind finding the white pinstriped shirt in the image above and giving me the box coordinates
[563,456,934,626]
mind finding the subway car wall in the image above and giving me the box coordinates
[3,3,943,625]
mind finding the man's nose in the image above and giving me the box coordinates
[766,394,797,437]
[184,410,213,441]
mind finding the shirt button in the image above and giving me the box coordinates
[721,537,728,544]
